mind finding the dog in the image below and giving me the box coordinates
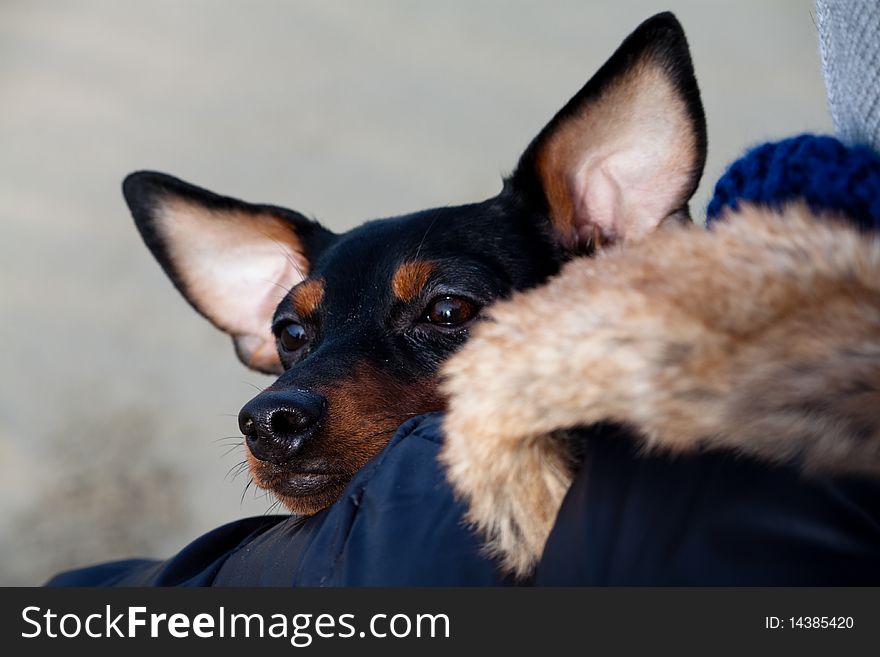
[122,12,706,518]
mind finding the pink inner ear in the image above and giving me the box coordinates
[571,135,695,246]
[570,156,624,245]
[157,199,308,373]
[538,60,700,249]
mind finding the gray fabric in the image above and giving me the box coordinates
[816,0,880,152]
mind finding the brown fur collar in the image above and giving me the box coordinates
[440,203,880,578]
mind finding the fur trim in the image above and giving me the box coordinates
[440,203,880,578]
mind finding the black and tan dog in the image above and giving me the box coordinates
[123,14,707,519]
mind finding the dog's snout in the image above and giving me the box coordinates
[238,390,326,465]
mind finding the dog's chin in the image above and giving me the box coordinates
[264,473,351,516]
[251,468,351,516]
[245,450,355,516]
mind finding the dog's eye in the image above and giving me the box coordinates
[279,323,308,352]
[422,296,478,326]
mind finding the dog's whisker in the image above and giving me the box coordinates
[264,499,284,516]
[212,435,244,443]
[240,477,255,506]
[257,231,307,281]
[217,440,244,456]
[413,213,441,263]
[226,461,250,481]
[264,278,293,295]
[220,444,244,458]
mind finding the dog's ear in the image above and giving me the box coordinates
[123,171,334,375]
[511,12,706,251]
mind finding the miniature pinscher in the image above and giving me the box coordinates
[122,13,706,517]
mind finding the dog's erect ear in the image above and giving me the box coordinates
[511,12,706,251]
[123,171,333,375]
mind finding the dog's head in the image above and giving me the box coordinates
[122,12,705,515]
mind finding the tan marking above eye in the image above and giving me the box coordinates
[392,260,436,303]
[291,277,325,317]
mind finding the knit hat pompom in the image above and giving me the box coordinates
[706,134,880,231]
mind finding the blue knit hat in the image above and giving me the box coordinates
[706,134,880,231]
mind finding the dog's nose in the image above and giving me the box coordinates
[238,390,326,465]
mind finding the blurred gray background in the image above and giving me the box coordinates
[0,0,830,585]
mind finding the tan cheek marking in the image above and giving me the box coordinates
[291,277,325,317]
[318,363,445,467]
[392,260,435,303]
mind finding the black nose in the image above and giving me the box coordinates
[238,390,326,465]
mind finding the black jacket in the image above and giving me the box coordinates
[48,412,880,586]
